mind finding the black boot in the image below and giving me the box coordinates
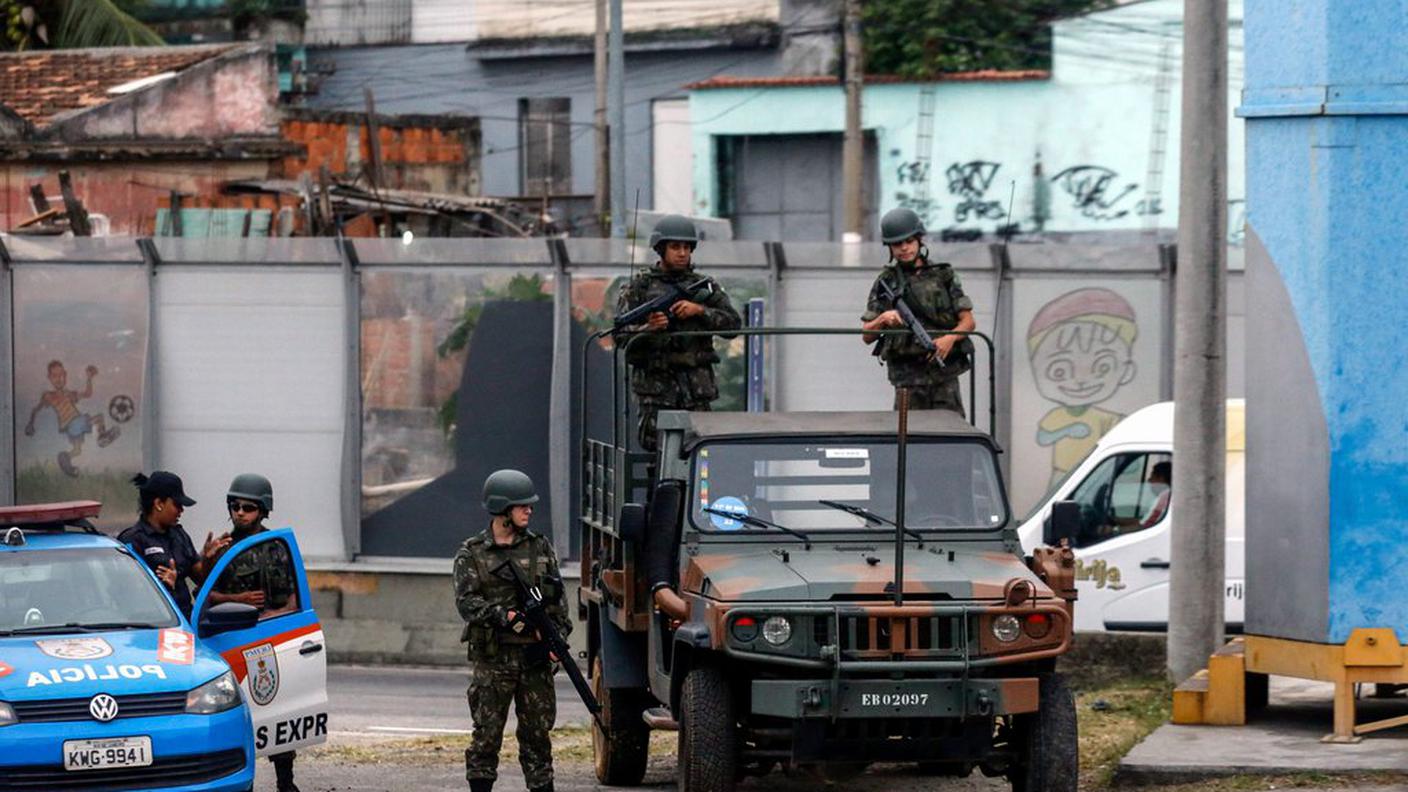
[273,753,299,792]
[528,785,554,792]
[469,780,494,792]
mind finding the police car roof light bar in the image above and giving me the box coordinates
[0,501,103,534]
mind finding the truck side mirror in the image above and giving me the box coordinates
[1044,500,1081,546]
[619,503,647,545]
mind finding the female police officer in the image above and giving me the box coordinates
[117,470,227,618]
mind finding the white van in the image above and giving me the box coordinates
[1016,400,1245,632]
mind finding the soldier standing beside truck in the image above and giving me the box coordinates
[861,207,977,416]
[615,214,742,450]
[453,470,571,792]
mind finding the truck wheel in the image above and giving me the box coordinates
[678,665,736,792]
[591,656,650,785]
[1010,673,1078,792]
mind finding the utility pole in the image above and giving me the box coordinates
[594,0,609,236]
[840,0,864,241]
[608,0,626,238]
[1168,0,1228,683]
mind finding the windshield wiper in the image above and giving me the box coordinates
[0,622,161,636]
[817,500,924,544]
[702,506,811,549]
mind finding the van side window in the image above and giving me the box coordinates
[1060,452,1173,548]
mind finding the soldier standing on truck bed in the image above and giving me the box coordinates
[615,214,742,451]
[861,207,977,416]
[453,470,571,792]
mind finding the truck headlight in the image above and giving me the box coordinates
[186,671,241,714]
[762,616,793,646]
[991,615,1022,643]
[0,701,14,727]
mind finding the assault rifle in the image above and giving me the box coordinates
[493,559,604,729]
[876,276,945,369]
[612,277,715,332]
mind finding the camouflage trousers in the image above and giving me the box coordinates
[892,378,965,418]
[637,398,712,451]
[465,646,557,788]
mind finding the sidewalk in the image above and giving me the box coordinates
[1120,677,1408,783]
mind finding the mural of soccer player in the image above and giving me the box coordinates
[1027,288,1138,487]
[23,360,121,478]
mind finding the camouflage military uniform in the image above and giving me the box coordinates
[211,529,296,611]
[863,259,975,416]
[453,528,571,790]
[616,264,742,450]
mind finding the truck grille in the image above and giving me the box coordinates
[0,748,245,791]
[817,615,965,658]
[11,692,188,723]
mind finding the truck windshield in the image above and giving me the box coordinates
[0,548,180,633]
[689,440,1007,533]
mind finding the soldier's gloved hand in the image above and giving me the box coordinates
[504,609,530,635]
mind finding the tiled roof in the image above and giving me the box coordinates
[686,70,1050,90]
[0,45,234,127]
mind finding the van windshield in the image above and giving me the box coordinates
[689,440,1007,533]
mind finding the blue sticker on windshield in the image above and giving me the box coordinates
[708,496,749,531]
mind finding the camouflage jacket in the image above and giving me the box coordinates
[453,528,571,660]
[615,264,741,399]
[862,258,975,383]
[211,527,297,612]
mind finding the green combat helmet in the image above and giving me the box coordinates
[648,214,699,254]
[482,469,539,515]
[880,207,926,244]
[227,473,273,513]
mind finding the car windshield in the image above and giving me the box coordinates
[689,439,1008,533]
[0,547,180,633]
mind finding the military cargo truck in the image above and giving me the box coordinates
[579,329,1079,792]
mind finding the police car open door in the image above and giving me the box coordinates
[192,528,330,756]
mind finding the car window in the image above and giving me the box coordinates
[0,547,180,631]
[1055,452,1172,549]
[211,538,300,621]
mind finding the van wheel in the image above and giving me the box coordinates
[1010,673,1078,792]
[591,656,650,785]
[678,665,736,792]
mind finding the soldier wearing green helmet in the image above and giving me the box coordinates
[453,469,570,792]
[861,207,977,415]
[207,472,301,792]
[615,213,742,451]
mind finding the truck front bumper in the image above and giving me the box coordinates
[750,676,1039,720]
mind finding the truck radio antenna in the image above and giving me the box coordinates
[894,387,910,607]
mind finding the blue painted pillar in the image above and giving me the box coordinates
[1243,1,1408,643]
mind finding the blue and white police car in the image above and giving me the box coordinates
[0,501,328,791]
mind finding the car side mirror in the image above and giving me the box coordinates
[1044,500,1082,546]
[619,503,647,545]
[199,602,260,637]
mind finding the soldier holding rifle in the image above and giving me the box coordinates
[453,470,573,792]
[861,207,977,416]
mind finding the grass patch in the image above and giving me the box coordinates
[1077,675,1172,789]
[15,463,140,533]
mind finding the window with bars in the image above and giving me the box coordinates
[518,97,572,196]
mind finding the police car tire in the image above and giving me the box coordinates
[592,656,650,785]
[678,665,736,792]
[1011,672,1078,792]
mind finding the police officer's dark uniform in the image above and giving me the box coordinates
[209,473,301,792]
[615,214,742,450]
[117,471,201,617]
[862,208,975,416]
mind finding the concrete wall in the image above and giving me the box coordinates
[689,0,1246,240]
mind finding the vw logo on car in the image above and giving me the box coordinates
[88,693,119,723]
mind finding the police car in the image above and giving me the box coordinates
[0,501,328,791]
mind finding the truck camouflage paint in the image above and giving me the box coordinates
[579,383,1079,792]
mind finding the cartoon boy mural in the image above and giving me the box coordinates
[1027,288,1138,487]
[23,360,120,478]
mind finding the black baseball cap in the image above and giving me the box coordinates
[136,470,196,507]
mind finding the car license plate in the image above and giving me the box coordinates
[63,737,152,771]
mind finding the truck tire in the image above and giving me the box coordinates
[1010,672,1078,792]
[678,665,736,792]
[591,656,650,785]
